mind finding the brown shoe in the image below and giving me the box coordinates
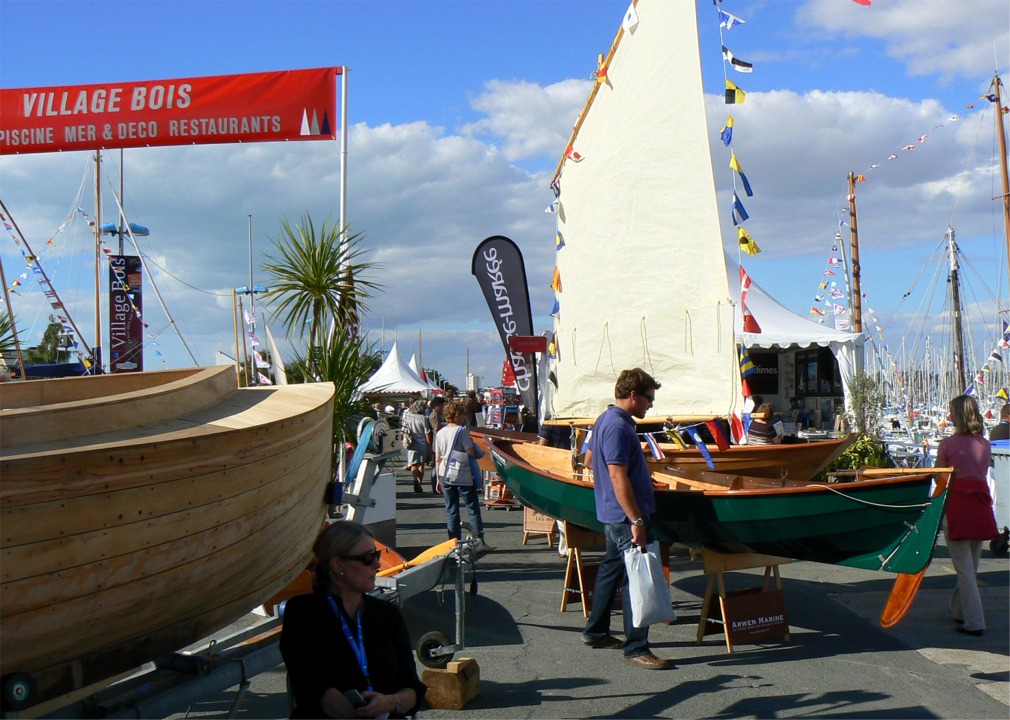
[624,652,671,669]
[583,634,622,649]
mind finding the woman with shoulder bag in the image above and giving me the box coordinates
[434,399,490,551]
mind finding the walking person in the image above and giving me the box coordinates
[427,396,447,493]
[935,394,999,637]
[434,399,489,550]
[463,389,483,427]
[401,399,431,494]
[581,368,671,669]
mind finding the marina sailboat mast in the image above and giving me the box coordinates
[993,71,1010,295]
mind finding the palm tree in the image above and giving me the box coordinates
[293,330,379,460]
[262,213,383,482]
[261,214,380,351]
[0,308,16,357]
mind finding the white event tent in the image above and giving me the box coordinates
[359,341,431,395]
[727,255,866,400]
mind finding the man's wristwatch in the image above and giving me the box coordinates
[631,517,646,527]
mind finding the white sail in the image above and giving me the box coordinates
[265,324,288,385]
[551,0,737,419]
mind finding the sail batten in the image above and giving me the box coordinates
[551,0,737,418]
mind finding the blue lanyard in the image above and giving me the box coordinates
[326,593,372,691]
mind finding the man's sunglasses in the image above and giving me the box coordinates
[342,550,382,565]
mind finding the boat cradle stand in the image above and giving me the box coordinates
[559,522,674,617]
[9,617,285,719]
[696,549,793,653]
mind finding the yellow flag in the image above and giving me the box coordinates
[725,79,746,104]
[738,227,761,255]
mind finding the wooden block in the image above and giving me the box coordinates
[421,657,480,710]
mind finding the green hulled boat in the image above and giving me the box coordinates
[487,438,950,576]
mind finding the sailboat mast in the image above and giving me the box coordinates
[947,228,967,392]
[993,71,1010,293]
[847,171,863,334]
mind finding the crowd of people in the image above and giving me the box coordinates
[279,374,1004,717]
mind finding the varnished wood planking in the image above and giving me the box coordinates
[2,445,328,608]
[0,369,335,707]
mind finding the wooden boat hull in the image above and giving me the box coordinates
[652,434,855,480]
[486,438,949,575]
[0,367,335,708]
[473,427,855,481]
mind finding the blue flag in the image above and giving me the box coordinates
[731,192,749,225]
[720,116,734,147]
[686,427,715,470]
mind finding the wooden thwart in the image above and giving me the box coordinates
[696,548,792,653]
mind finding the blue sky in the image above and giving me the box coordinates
[1,0,1008,387]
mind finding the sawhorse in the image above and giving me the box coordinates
[696,548,792,653]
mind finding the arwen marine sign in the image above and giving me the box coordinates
[0,67,340,155]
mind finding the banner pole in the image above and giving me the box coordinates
[339,66,348,253]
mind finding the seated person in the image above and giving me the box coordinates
[280,521,426,718]
[538,421,573,450]
[990,404,1009,441]
[748,404,782,445]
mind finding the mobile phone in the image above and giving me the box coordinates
[344,689,366,708]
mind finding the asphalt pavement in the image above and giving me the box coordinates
[169,465,1009,720]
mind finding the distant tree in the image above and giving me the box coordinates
[24,316,63,364]
[846,371,885,437]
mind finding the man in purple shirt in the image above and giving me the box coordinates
[580,368,671,670]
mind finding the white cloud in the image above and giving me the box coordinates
[797,0,1010,82]
[461,79,592,163]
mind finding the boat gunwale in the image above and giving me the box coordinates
[487,437,945,498]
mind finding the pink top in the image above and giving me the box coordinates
[935,433,991,481]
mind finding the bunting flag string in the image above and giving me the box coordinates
[805,79,1004,331]
[714,3,760,258]
[965,321,1010,395]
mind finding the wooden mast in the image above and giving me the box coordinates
[847,171,863,334]
[947,227,967,393]
[993,71,1010,295]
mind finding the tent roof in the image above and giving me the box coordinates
[408,353,442,391]
[728,255,866,351]
[359,341,431,394]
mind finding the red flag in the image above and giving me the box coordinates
[739,265,762,333]
[850,0,871,5]
[730,413,745,444]
[742,377,752,397]
[705,420,731,452]
[565,144,583,162]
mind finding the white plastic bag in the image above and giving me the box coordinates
[623,541,677,628]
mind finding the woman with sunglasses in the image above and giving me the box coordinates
[280,521,426,718]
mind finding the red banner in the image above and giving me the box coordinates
[0,67,340,155]
[508,335,548,354]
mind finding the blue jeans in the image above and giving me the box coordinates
[443,484,484,539]
[582,521,651,658]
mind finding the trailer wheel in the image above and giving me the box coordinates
[989,530,1009,558]
[416,631,452,668]
[2,672,37,712]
